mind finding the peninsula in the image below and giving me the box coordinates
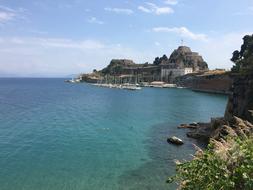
[76,46,232,94]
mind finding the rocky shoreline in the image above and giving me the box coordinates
[178,116,253,143]
[177,72,253,142]
[168,34,253,189]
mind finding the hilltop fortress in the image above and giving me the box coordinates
[81,46,209,84]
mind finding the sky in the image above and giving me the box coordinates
[0,0,252,77]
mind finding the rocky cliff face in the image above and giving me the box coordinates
[225,34,253,124]
[225,74,253,123]
[184,73,253,141]
[101,59,135,75]
[168,46,208,71]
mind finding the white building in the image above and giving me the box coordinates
[161,67,193,83]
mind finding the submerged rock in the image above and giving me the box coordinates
[189,122,198,127]
[178,123,198,129]
[167,136,184,145]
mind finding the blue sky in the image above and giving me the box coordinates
[0,0,252,77]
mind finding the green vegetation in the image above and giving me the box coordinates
[100,59,136,75]
[168,34,253,189]
[167,137,253,190]
[153,54,168,65]
[231,34,253,73]
[101,60,124,75]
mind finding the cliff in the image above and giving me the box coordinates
[168,46,208,71]
[169,34,253,189]
[175,70,233,94]
[184,73,253,141]
[220,34,253,124]
[175,71,253,188]
[225,74,253,123]
[101,59,135,75]
[183,34,253,140]
[79,72,102,83]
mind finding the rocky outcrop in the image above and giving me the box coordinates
[110,59,135,66]
[101,59,135,75]
[224,34,253,123]
[211,117,253,140]
[186,122,212,142]
[181,71,253,141]
[182,116,253,142]
[175,71,233,94]
[225,74,253,123]
[80,72,103,83]
[168,46,208,71]
[167,136,184,145]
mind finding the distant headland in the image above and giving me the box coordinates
[70,45,232,94]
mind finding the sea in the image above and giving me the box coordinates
[0,78,228,190]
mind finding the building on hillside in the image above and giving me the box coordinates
[161,66,193,83]
[84,46,208,84]
[168,46,208,72]
[158,46,208,82]
[121,64,161,82]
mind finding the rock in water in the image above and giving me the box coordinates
[167,136,184,145]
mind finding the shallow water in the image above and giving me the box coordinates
[0,78,227,190]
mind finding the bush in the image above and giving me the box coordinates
[231,34,253,74]
[167,137,253,190]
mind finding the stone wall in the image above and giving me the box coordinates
[176,72,233,94]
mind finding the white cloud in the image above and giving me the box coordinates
[0,37,156,77]
[153,27,208,41]
[194,32,249,70]
[0,5,16,12]
[31,38,105,50]
[0,5,26,23]
[0,37,105,51]
[138,3,174,15]
[87,17,104,25]
[0,32,249,77]
[164,0,178,5]
[104,7,133,15]
[10,38,24,44]
[0,11,15,22]
[0,5,17,23]
[138,6,151,13]
[27,29,48,35]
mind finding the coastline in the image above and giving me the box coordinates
[191,88,231,95]
[168,34,253,189]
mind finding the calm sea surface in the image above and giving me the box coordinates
[0,78,227,190]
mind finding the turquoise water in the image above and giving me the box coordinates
[0,78,227,190]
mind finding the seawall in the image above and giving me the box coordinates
[175,72,233,95]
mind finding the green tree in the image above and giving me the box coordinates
[162,54,168,61]
[153,57,160,65]
[153,55,169,65]
[112,65,123,75]
[231,34,253,73]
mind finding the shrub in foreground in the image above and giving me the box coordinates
[168,137,253,190]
